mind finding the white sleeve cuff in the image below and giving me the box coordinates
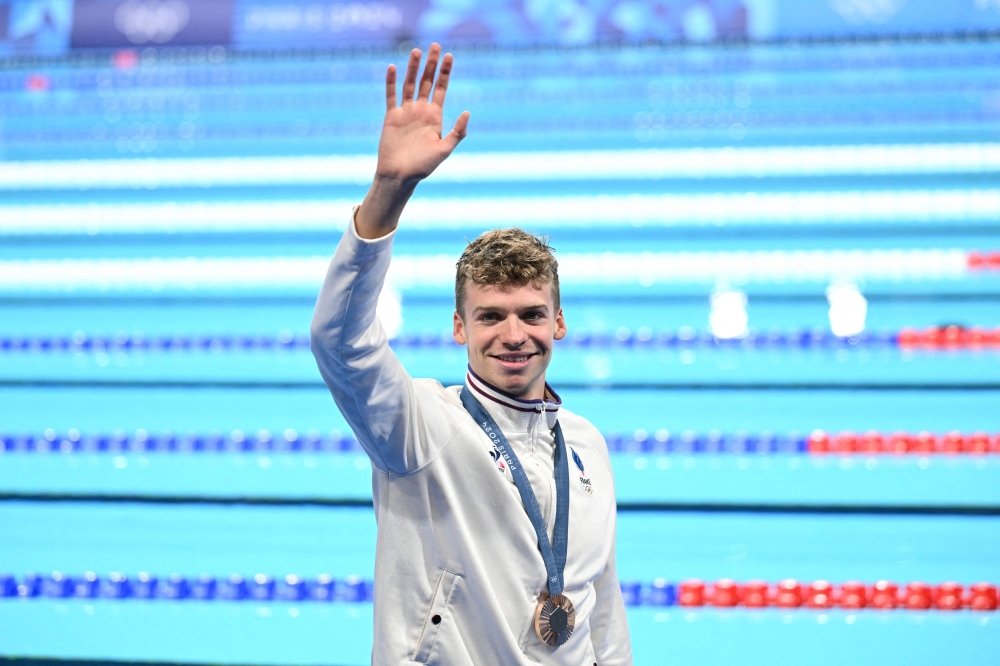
[345,204,397,248]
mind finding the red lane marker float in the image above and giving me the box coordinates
[841,581,867,609]
[775,579,803,608]
[872,581,899,609]
[808,429,998,455]
[897,325,1000,350]
[807,581,836,609]
[112,49,140,69]
[24,73,50,92]
[679,579,705,606]
[970,583,999,611]
[967,251,1000,271]
[678,579,999,611]
[743,580,769,607]
[711,579,740,607]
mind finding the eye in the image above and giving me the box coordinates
[523,311,545,321]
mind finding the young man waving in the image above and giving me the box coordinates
[311,44,632,665]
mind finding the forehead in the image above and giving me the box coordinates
[463,280,556,311]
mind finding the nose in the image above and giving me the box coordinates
[499,314,528,347]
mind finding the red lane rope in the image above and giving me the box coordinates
[806,430,997,455]
[966,251,1000,271]
[675,579,998,611]
[898,324,1000,349]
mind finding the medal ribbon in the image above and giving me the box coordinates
[460,386,570,596]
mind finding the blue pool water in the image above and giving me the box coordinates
[2,32,1000,665]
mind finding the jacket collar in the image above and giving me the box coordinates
[465,366,561,430]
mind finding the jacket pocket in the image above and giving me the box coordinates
[412,569,460,664]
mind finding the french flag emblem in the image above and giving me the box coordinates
[489,448,506,473]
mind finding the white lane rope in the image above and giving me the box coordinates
[1,143,999,190]
[0,249,970,292]
[2,189,998,235]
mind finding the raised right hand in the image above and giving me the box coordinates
[376,43,470,183]
[356,43,470,238]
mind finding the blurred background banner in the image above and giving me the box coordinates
[3,0,1000,55]
[70,0,233,49]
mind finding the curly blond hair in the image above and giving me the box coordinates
[455,228,560,315]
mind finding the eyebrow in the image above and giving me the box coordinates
[472,304,550,314]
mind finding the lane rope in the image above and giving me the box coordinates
[3,428,996,456]
[2,571,996,610]
[4,324,1000,354]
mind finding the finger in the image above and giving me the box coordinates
[402,48,421,102]
[442,111,470,152]
[385,64,397,111]
[431,53,453,107]
[417,43,441,102]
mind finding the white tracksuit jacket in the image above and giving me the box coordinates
[310,215,633,666]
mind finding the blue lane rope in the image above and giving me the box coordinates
[2,428,814,455]
[0,328,911,355]
[0,571,371,603]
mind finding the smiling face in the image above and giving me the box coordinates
[453,279,567,400]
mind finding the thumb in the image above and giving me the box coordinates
[442,111,470,153]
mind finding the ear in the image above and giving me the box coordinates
[553,307,567,341]
[453,310,467,345]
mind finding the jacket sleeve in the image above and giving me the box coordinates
[589,530,633,666]
[310,207,444,475]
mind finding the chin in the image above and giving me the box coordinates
[496,376,529,393]
[497,370,545,398]
[478,367,527,395]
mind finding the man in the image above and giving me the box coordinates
[311,43,632,665]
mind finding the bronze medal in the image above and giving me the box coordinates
[533,593,576,646]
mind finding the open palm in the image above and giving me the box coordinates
[376,44,470,183]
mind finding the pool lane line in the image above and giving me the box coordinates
[614,503,1000,516]
[0,660,359,666]
[0,295,326,306]
[3,145,1000,190]
[3,380,1000,391]
[11,190,1000,233]
[0,288,1000,310]
[0,249,976,291]
[5,292,1000,307]
[2,493,999,516]
[0,492,370,508]
[3,223,1000,248]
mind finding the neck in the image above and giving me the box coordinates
[466,367,562,429]
[514,379,547,401]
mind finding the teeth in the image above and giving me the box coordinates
[499,355,529,362]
